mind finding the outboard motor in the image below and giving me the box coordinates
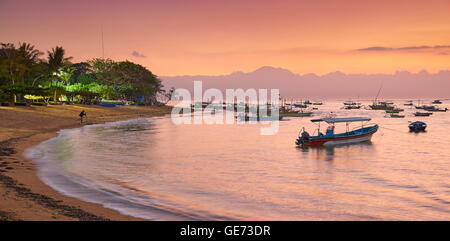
[296,128,310,146]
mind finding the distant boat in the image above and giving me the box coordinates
[413,112,433,117]
[312,102,323,105]
[237,113,283,121]
[295,117,378,147]
[303,100,312,105]
[293,103,308,108]
[343,101,360,106]
[343,105,361,109]
[280,110,313,117]
[422,106,448,112]
[386,113,405,118]
[385,110,400,114]
[379,101,394,105]
[404,100,414,106]
[415,105,431,110]
[409,121,427,132]
[432,100,442,104]
[369,102,394,110]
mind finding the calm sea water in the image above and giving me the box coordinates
[27,100,450,220]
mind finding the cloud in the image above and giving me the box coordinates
[357,45,450,52]
[131,51,146,58]
[438,52,448,55]
[357,46,393,51]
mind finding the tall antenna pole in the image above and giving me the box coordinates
[101,25,105,59]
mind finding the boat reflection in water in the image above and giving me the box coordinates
[298,141,375,162]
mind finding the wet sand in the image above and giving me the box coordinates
[0,104,172,221]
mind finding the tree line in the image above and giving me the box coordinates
[0,42,171,105]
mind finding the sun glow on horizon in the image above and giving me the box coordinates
[1,0,449,76]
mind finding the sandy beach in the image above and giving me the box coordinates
[0,104,172,221]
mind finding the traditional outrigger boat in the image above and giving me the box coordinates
[295,117,378,147]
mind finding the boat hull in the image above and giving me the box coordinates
[296,125,378,147]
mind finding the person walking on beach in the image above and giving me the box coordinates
[79,110,87,123]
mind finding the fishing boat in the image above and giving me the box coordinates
[409,121,427,132]
[343,105,361,109]
[413,112,433,117]
[404,100,414,106]
[303,100,312,105]
[415,105,433,110]
[295,117,378,147]
[385,108,404,113]
[369,102,395,110]
[424,106,448,112]
[385,110,400,114]
[293,103,308,108]
[280,110,313,117]
[432,100,442,104]
[237,113,283,121]
[312,102,323,105]
[385,113,405,118]
[343,101,361,106]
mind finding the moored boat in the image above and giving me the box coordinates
[343,100,361,106]
[385,113,405,118]
[385,110,400,114]
[343,105,361,109]
[404,100,414,106]
[409,121,427,132]
[432,99,442,104]
[413,112,432,117]
[293,103,308,108]
[237,113,283,121]
[425,106,448,112]
[295,117,378,147]
[369,102,394,110]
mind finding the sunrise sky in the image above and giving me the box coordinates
[1,0,449,76]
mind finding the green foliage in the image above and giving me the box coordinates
[0,83,53,102]
[1,42,168,105]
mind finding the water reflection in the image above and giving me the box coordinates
[30,100,450,220]
[299,141,374,162]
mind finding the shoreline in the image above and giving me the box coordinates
[0,104,172,221]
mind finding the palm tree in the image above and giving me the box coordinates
[17,43,44,84]
[47,46,72,102]
[47,46,72,72]
[18,43,42,65]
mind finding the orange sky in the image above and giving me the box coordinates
[1,0,449,76]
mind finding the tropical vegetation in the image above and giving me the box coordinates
[0,42,170,105]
